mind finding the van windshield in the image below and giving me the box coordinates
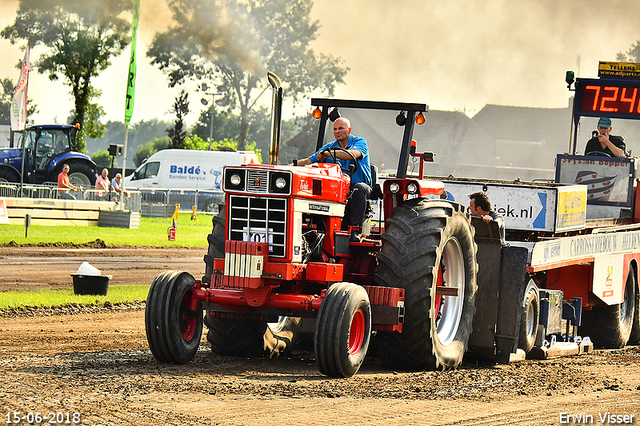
[135,162,160,180]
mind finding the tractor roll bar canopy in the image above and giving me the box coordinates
[311,98,428,179]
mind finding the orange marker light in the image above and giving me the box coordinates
[312,107,322,119]
[415,112,426,125]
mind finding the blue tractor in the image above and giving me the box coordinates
[0,124,97,188]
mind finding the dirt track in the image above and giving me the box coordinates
[0,245,206,292]
[1,246,640,425]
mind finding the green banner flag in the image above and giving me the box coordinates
[124,0,140,126]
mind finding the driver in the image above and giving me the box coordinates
[294,117,372,242]
[584,117,626,157]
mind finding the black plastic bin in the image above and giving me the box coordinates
[71,274,111,295]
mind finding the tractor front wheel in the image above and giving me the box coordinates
[145,270,203,363]
[315,282,372,378]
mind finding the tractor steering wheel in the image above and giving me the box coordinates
[321,147,358,177]
[586,151,612,157]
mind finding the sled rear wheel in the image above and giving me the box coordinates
[580,268,636,348]
[518,281,539,353]
[630,268,640,345]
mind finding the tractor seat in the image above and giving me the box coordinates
[369,165,383,199]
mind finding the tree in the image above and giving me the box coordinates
[1,0,132,151]
[191,104,239,142]
[192,104,299,163]
[91,149,111,168]
[0,77,38,122]
[85,118,172,167]
[147,0,348,150]
[134,137,169,167]
[184,134,263,162]
[618,41,640,62]
[166,89,189,149]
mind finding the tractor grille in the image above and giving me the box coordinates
[228,195,287,257]
[246,170,269,193]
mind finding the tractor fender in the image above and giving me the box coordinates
[49,152,96,175]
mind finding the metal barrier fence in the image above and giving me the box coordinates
[84,189,142,212]
[0,183,141,212]
[0,182,60,199]
[137,188,223,217]
[0,182,222,218]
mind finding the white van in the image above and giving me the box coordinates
[124,149,259,190]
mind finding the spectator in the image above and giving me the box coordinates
[57,164,80,199]
[95,168,110,196]
[111,173,128,202]
[468,192,505,242]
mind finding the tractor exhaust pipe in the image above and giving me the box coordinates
[268,71,283,165]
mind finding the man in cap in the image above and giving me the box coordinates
[584,117,626,158]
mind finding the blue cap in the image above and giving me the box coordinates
[597,117,612,127]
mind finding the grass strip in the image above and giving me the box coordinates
[0,285,151,310]
[0,215,213,247]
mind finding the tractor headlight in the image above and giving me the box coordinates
[224,168,245,191]
[406,182,418,194]
[389,182,400,194]
[230,174,242,186]
[269,171,291,194]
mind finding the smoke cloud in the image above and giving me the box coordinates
[309,0,640,114]
[1,0,639,126]
[142,0,266,78]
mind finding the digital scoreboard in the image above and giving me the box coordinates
[574,78,640,120]
[575,62,640,120]
[569,61,640,153]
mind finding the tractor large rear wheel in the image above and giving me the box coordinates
[203,203,226,284]
[202,204,301,357]
[51,161,96,189]
[374,199,477,370]
[580,268,636,348]
[145,270,203,364]
[0,167,19,183]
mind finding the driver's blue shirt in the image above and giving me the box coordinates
[309,135,371,187]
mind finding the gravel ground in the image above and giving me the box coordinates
[1,307,639,425]
[1,245,639,425]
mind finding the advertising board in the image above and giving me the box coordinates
[442,180,586,233]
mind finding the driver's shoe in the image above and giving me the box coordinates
[350,230,363,242]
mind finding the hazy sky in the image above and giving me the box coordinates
[0,0,639,127]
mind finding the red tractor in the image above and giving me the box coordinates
[145,74,478,377]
